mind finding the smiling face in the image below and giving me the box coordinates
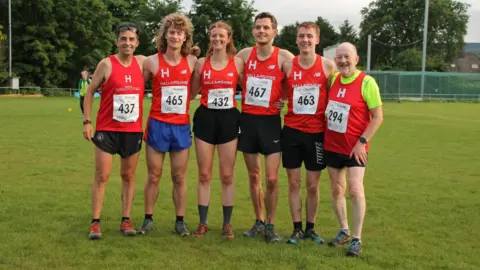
[165,26,186,51]
[335,43,360,77]
[116,30,139,56]
[296,26,319,54]
[252,18,277,45]
[210,27,230,52]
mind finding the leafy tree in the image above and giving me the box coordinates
[314,16,339,55]
[189,0,256,56]
[359,0,469,71]
[338,19,358,44]
[274,23,299,55]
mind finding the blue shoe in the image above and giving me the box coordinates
[346,239,363,257]
[264,224,281,243]
[243,220,265,237]
[136,219,155,235]
[286,229,304,245]
[174,221,190,237]
[303,229,325,244]
[328,229,351,247]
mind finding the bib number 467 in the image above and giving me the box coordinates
[248,87,267,98]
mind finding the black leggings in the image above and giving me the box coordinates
[80,96,85,114]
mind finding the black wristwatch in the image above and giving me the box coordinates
[83,120,92,125]
[359,136,368,144]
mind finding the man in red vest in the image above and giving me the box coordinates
[82,22,146,240]
[324,42,384,256]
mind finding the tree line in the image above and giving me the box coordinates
[0,0,470,88]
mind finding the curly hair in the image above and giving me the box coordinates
[206,21,237,57]
[155,13,193,57]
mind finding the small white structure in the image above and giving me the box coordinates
[323,44,339,61]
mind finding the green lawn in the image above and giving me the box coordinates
[1,97,479,269]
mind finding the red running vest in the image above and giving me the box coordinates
[285,55,328,133]
[149,54,192,125]
[96,55,144,132]
[324,72,371,155]
[200,56,238,109]
[241,46,285,115]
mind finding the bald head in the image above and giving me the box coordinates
[335,42,359,77]
[336,42,358,56]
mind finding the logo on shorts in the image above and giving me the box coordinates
[138,139,141,145]
[96,133,104,141]
[315,142,324,164]
[273,140,279,143]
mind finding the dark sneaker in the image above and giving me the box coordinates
[286,229,304,245]
[88,222,102,240]
[243,220,265,237]
[192,224,208,238]
[328,229,351,247]
[174,221,190,237]
[136,219,155,235]
[120,220,137,236]
[264,224,281,243]
[346,239,363,257]
[222,224,235,239]
[303,229,325,244]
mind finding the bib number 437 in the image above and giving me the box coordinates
[113,94,139,122]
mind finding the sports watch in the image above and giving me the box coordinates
[359,137,368,144]
[83,120,92,125]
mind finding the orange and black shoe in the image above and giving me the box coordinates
[222,224,235,239]
[120,220,137,236]
[192,224,208,238]
[88,222,102,240]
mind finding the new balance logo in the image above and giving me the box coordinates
[337,88,347,98]
[314,72,321,77]
[268,65,276,70]
[227,72,234,77]
[180,69,187,75]
[273,140,279,143]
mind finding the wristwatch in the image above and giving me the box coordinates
[83,120,92,125]
[359,137,368,144]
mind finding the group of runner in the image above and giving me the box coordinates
[82,12,384,257]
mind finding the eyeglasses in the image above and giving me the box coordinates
[117,26,138,34]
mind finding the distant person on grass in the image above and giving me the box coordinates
[78,70,91,116]
[83,22,147,240]
[324,42,384,256]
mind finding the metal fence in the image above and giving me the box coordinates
[2,72,480,102]
[367,71,480,101]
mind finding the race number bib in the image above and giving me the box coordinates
[161,86,188,114]
[113,94,139,122]
[208,88,234,109]
[245,76,273,108]
[293,85,320,114]
[326,100,350,133]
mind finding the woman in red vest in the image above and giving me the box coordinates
[190,21,244,239]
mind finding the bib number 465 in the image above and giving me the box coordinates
[165,95,183,106]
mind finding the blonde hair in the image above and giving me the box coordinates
[206,21,237,56]
[297,21,320,37]
[155,13,193,57]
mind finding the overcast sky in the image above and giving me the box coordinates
[182,0,479,43]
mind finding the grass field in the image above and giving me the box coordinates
[1,97,479,269]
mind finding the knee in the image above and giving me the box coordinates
[95,171,110,185]
[288,179,301,193]
[306,181,319,195]
[148,168,162,185]
[265,174,278,190]
[348,184,365,200]
[172,172,185,187]
[120,171,135,183]
[198,170,212,186]
[220,171,234,186]
[248,170,261,186]
[331,183,345,200]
